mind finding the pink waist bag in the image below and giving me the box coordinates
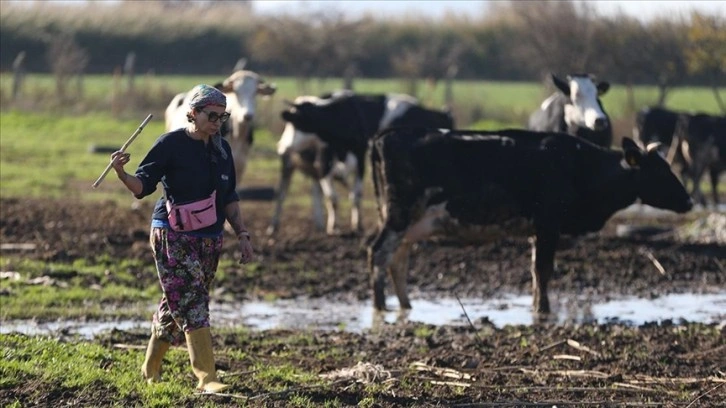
[166,191,217,232]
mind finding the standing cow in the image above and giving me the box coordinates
[271,92,454,235]
[529,73,612,148]
[164,70,276,187]
[675,113,726,206]
[368,128,693,314]
[268,90,358,235]
[633,106,689,178]
[635,107,726,206]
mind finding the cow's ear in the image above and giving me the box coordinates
[281,110,294,121]
[597,81,610,96]
[257,82,277,96]
[622,137,643,168]
[552,74,570,96]
[219,80,234,93]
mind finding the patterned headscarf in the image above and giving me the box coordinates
[189,84,226,109]
[188,84,228,160]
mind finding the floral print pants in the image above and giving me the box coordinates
[149,227,222,345]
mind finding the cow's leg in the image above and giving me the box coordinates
[317,177,335,233]
[389,240,413,310]
[368,227,402,310]
[228,136,251,187]
[709,167,720,206]
[267,155,295,236]
[350,176,364,233]
[350,154,366,233]
[530,232,558,314]
[689,165,707,206]
[386,203,445,309]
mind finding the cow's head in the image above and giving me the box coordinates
[279,92,356,154]
[622,137,693,213]
[554,73,610,132]
[281,100,326,135]
[220,70,277,121]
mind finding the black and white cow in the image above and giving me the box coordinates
[529,73,612,148]
[368,128,693,314]
[164,70,277,187]
[268,90,358,235]
[674,113,726,206]
[635,107,726,206]
[272,92,454,235]
[633,106,690,181]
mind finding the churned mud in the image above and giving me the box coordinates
[1,197,725,406]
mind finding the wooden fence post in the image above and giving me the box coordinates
[124,52,136,92]
[12,51,26,100]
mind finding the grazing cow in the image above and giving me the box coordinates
[164,70,277,186]
[529,73,612,148]
[674,113,726,206]
[273,92,454,235]
[368,128,693,313]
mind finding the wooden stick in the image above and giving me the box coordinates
[686,383,725,408]
[639,247,666,275]
[455,294,488,353]
[92,114,153,189]
[566,338,602,357]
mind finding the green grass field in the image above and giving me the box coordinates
[1,74,723,203]
[2,73,724,124]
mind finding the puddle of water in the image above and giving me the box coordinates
[2,291,724,338]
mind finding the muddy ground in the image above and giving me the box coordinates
[1,196,725,406]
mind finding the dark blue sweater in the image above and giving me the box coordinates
[134,129,239,235]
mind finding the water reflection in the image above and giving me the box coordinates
[2,291,723,339]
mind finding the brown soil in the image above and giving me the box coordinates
[1,196,725,406]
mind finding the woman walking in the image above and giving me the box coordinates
[109,84,254,392]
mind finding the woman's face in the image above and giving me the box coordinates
[194,104,229,136]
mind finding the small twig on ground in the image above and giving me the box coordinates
[430,380,471,388]
[540,339,566,352]
[412,361,473,380]
[221,369,259,378]
[112,344,145,350]
[455,294,488,353]
[566,338,602,358]
[686,382,724,408]
[613,382,658,392]
[244,379,350,401]
[194,390,249,400]
[552,354,581,361]
[451,401,665,407]
[519,368,610,379]
[638,247,667,275]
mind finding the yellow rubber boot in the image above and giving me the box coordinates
[141,333,171,384]
[185,327,229,393]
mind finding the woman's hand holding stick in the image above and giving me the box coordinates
[92,114,153,189]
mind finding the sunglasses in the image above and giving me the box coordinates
[202,110,231,123]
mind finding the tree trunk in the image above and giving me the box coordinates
[656,81,670,107]
[711,84,725,114]
[625,77,636,115]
